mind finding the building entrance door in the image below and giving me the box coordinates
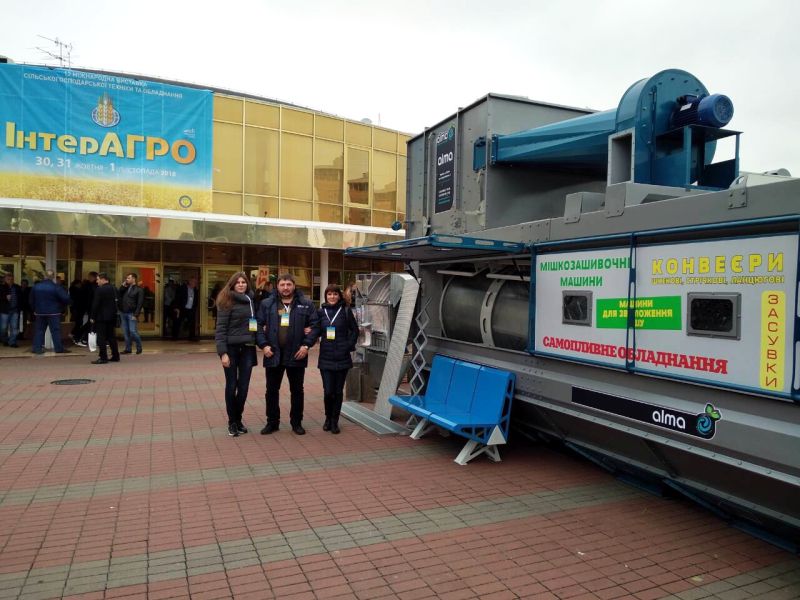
[202,267,238,335]
[163,265,201,339]
[118,263,160,337]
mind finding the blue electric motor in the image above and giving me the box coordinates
[672,94,734,129]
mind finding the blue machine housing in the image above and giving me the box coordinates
[487,69,739,189]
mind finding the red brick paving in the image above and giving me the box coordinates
[0,345,798,599]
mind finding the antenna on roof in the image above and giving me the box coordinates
[35,36,73,67]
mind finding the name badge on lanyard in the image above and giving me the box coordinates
[324,306,342,341]
[280,312,290,327]
[248,297,257,331]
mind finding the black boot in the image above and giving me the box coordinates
[330,419,340,434]
[323,418,331,431]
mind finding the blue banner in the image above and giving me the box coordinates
[0,64,213,211]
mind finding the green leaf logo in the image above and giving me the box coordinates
[705,403,721,421]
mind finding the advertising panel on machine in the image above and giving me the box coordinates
[534,234,799,397]
[0,64,213,211]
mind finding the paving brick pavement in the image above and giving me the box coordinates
[0,344,798,599]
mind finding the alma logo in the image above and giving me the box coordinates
[651,409,686,429]
[695,403,721,437]
[435,126,455,145]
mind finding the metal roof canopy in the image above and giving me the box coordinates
[345,234,526,262]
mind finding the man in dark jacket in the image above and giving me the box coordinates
[119,272,144,354]
[171,277,199,341]
[29,270,71,354]
[256,273,319,435]
[75,272,98,346]
[1,273,23,347]
[89,272,120,364]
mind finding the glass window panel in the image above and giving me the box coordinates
[397,155,407,213]
[313,139,344,205]
[243,195,279,218]
[316,116,344,141]
[398,134,410,156]
[213,95,243,123]
[117,239,160,262]
[372,211,396,228]
[347,147,370,205]
[205,244,243,265]
[244,126,279,196]
[57,236,70,259]
[347,207,370,226]
[70,237,114,260]
[281,134,312,200]
[344,256,370,271]
[212,192,243,215]
[0,233,20,256]
[281,248,312,268]
[346,122,371,147]
[213,122,243,193]
[374,128,396,152]
[244,246,279,265]
[373,151,396,211]
[314,203,343,224]
[282,108,314,135]
[374,260,403,272]
[245,101,279,128]
[162,242,203,264]
[281,199,312,220]
[328,251,343,270]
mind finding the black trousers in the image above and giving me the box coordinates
[95,319,119,361]
[223,344,256,424]
[171,307,197,340]
[320,368,348,422]
[265,365,305,426]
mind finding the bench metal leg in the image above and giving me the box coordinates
[405,414,420,430]
[410,418,435,440]
[454,440,502,466]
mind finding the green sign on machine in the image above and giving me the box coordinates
[596,296,682,330]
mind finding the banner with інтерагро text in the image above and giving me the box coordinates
[0,63,213,211]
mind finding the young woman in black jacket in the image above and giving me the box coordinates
[317,284,359,433]
[215,272,258,437]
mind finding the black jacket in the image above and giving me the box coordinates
[91,283,118,322]
[316,300,358,371]
[256,290,319,368]
[119,284,144,316]
[215,292,256,356]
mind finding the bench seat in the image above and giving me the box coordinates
[389,354,515,465]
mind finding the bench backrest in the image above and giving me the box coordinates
[471,366,514,423]
[425,355,457,399]
[425,355,514,421]
[445,360,482,412]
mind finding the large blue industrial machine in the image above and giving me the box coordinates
[348,69,800,550]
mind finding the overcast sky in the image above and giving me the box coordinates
[3,0,799,175]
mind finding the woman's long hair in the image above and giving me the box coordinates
[215,271,251,312]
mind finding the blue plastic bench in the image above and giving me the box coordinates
[389,355,515,465]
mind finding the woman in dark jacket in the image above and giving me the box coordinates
[317,284,359,433]
[215,272,257,437]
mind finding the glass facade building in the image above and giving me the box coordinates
[0,63,408,337]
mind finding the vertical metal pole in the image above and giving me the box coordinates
[44,235,57,350]
[45,235,57,272]
[319,248,329,301]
